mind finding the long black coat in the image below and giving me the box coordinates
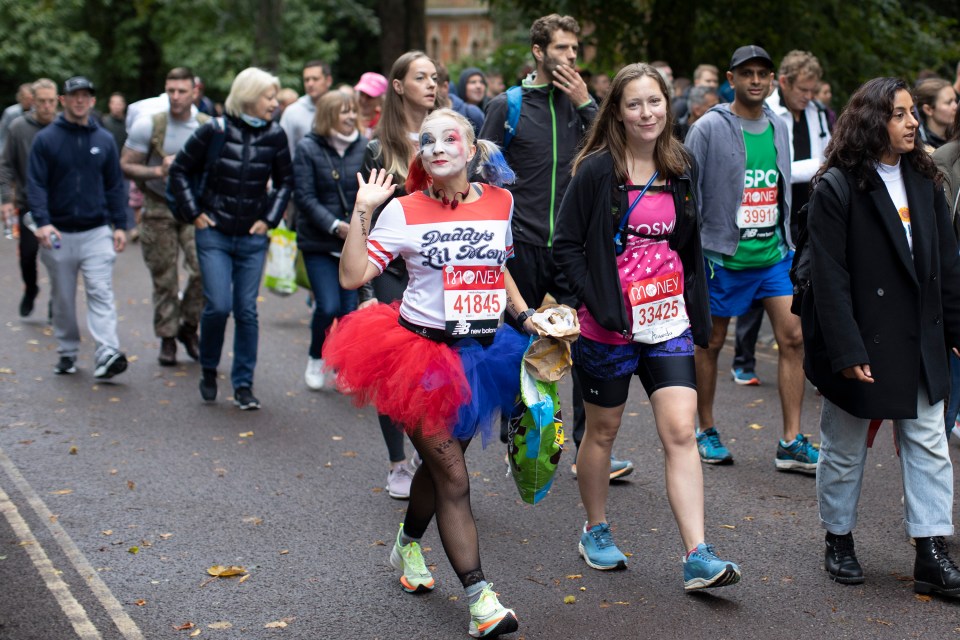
[801,160,960,419]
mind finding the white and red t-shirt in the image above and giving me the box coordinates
[367,185,515,338]
[580,187,689,345]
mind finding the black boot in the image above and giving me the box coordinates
[158,338,177,366]
[177,323,200,361]
[914,536,960,597]
[824,532,864,584]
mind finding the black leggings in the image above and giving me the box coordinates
[374,265,410,463]
[402,430,483,588]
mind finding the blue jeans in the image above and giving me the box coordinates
[195,227,269,389]
[817,395,954,538]
[302,252,357,359]
[947,354,960,435]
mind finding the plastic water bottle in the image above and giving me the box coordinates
[23,212,59,249]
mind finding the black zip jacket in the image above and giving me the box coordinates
[552,151,710,347]
[168,115,293,235]
[294,132,367,255]
[480,81,597,248]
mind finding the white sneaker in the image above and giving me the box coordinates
[304,357,325,390]
[386,463,414,499]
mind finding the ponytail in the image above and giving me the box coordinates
[470,139,516,187]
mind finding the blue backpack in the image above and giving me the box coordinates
[502,85,523,149]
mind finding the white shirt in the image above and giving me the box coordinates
[878,159,912,254]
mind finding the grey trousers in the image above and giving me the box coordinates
[817,394,954,538]
[40,225,121,361]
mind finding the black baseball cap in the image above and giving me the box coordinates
[729,45,774,71]
[63,76,95,95]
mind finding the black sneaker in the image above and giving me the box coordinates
[199,368,218,402]
[94,351,128,379]
[233,387,260,410]
[19,287,38,318]
[54,356,76,375]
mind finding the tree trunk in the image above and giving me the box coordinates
[379,0,425,74]
[253,0,284,71]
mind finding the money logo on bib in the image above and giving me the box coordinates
[627,271,688,344]
[443,264,506,338]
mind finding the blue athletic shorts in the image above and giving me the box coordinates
[705,253,794,318]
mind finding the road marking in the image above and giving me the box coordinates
[0,482,101,639]
[0,447,145,639]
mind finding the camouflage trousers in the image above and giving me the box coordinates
[140,196,203,337]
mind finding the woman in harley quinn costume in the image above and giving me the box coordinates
[323,108,536,638]
[553,63,741,591]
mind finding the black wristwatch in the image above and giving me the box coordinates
[515,308,536,326]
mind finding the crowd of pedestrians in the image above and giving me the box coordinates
[3,12,960,638]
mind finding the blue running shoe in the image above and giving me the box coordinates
[578,522,627,570]
[683,543,741,591]
[696,427,733,465]
[775,433,819,474]
[731,367,760,385]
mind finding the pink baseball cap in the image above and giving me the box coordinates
[355,72,388,98]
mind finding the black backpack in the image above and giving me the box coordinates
[789,166,849,316]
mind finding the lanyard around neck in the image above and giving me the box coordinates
[614,170,659,254]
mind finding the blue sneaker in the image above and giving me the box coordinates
[731,367,760,385]
[776,433,819,473]
[578,522,627,570]
[570,455,635,481]
[696,427,733,465]
[683,543,741,591]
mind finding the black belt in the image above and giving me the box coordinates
[397,315,495,347]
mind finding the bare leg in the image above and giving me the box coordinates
[650,386,704,551]
[763,295,805,441]
[694,315,732,429]
[577,401,626,526]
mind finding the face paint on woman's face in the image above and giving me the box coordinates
[419,117,472,180]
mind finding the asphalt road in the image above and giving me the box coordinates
[0,236,958,640]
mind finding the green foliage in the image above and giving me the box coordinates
[487,0,960,103]
[0,0,100,94]
[0,0,380,102]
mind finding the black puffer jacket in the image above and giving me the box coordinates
[169,115,293,235]
[294,132,367,255]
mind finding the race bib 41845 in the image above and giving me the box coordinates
[443,265,506,338]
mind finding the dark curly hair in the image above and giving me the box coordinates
[816,77,939,191]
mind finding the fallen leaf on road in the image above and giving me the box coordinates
[748,423,764,430]
[173,622,195,631]
[720,524,736,530]
[102,530,113,536]
[565,574,582,580]
[238,574,250,584]
[0,368,13,374]
[207,565,246,577]
[241,516,263,526]
[128,547,139,554]
[134,599,146,606]
[914,594,932,602]
[69,446,78,455]
[18,541,34,546]
[127,481,135,491]
[109,397,120,403]
[238,431,254,438]
[159,533,173,540]
[208,621,232,630]
[563,595,576,604]
[128,355,139,363]
[341,451,358,458]
[49,515,58,523]
[189,630,201,637]
[50,489,73,495]
[264,621,287,629]
[331,436,343,441]
[279,549,289,555]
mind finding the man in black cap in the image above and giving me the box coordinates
[27,76,129,378]
[685,46,818,472]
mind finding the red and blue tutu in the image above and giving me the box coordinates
[322,302,529,446]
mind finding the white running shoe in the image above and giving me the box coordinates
[304,357,325,390]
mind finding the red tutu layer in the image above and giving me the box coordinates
[321,303,471,438]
